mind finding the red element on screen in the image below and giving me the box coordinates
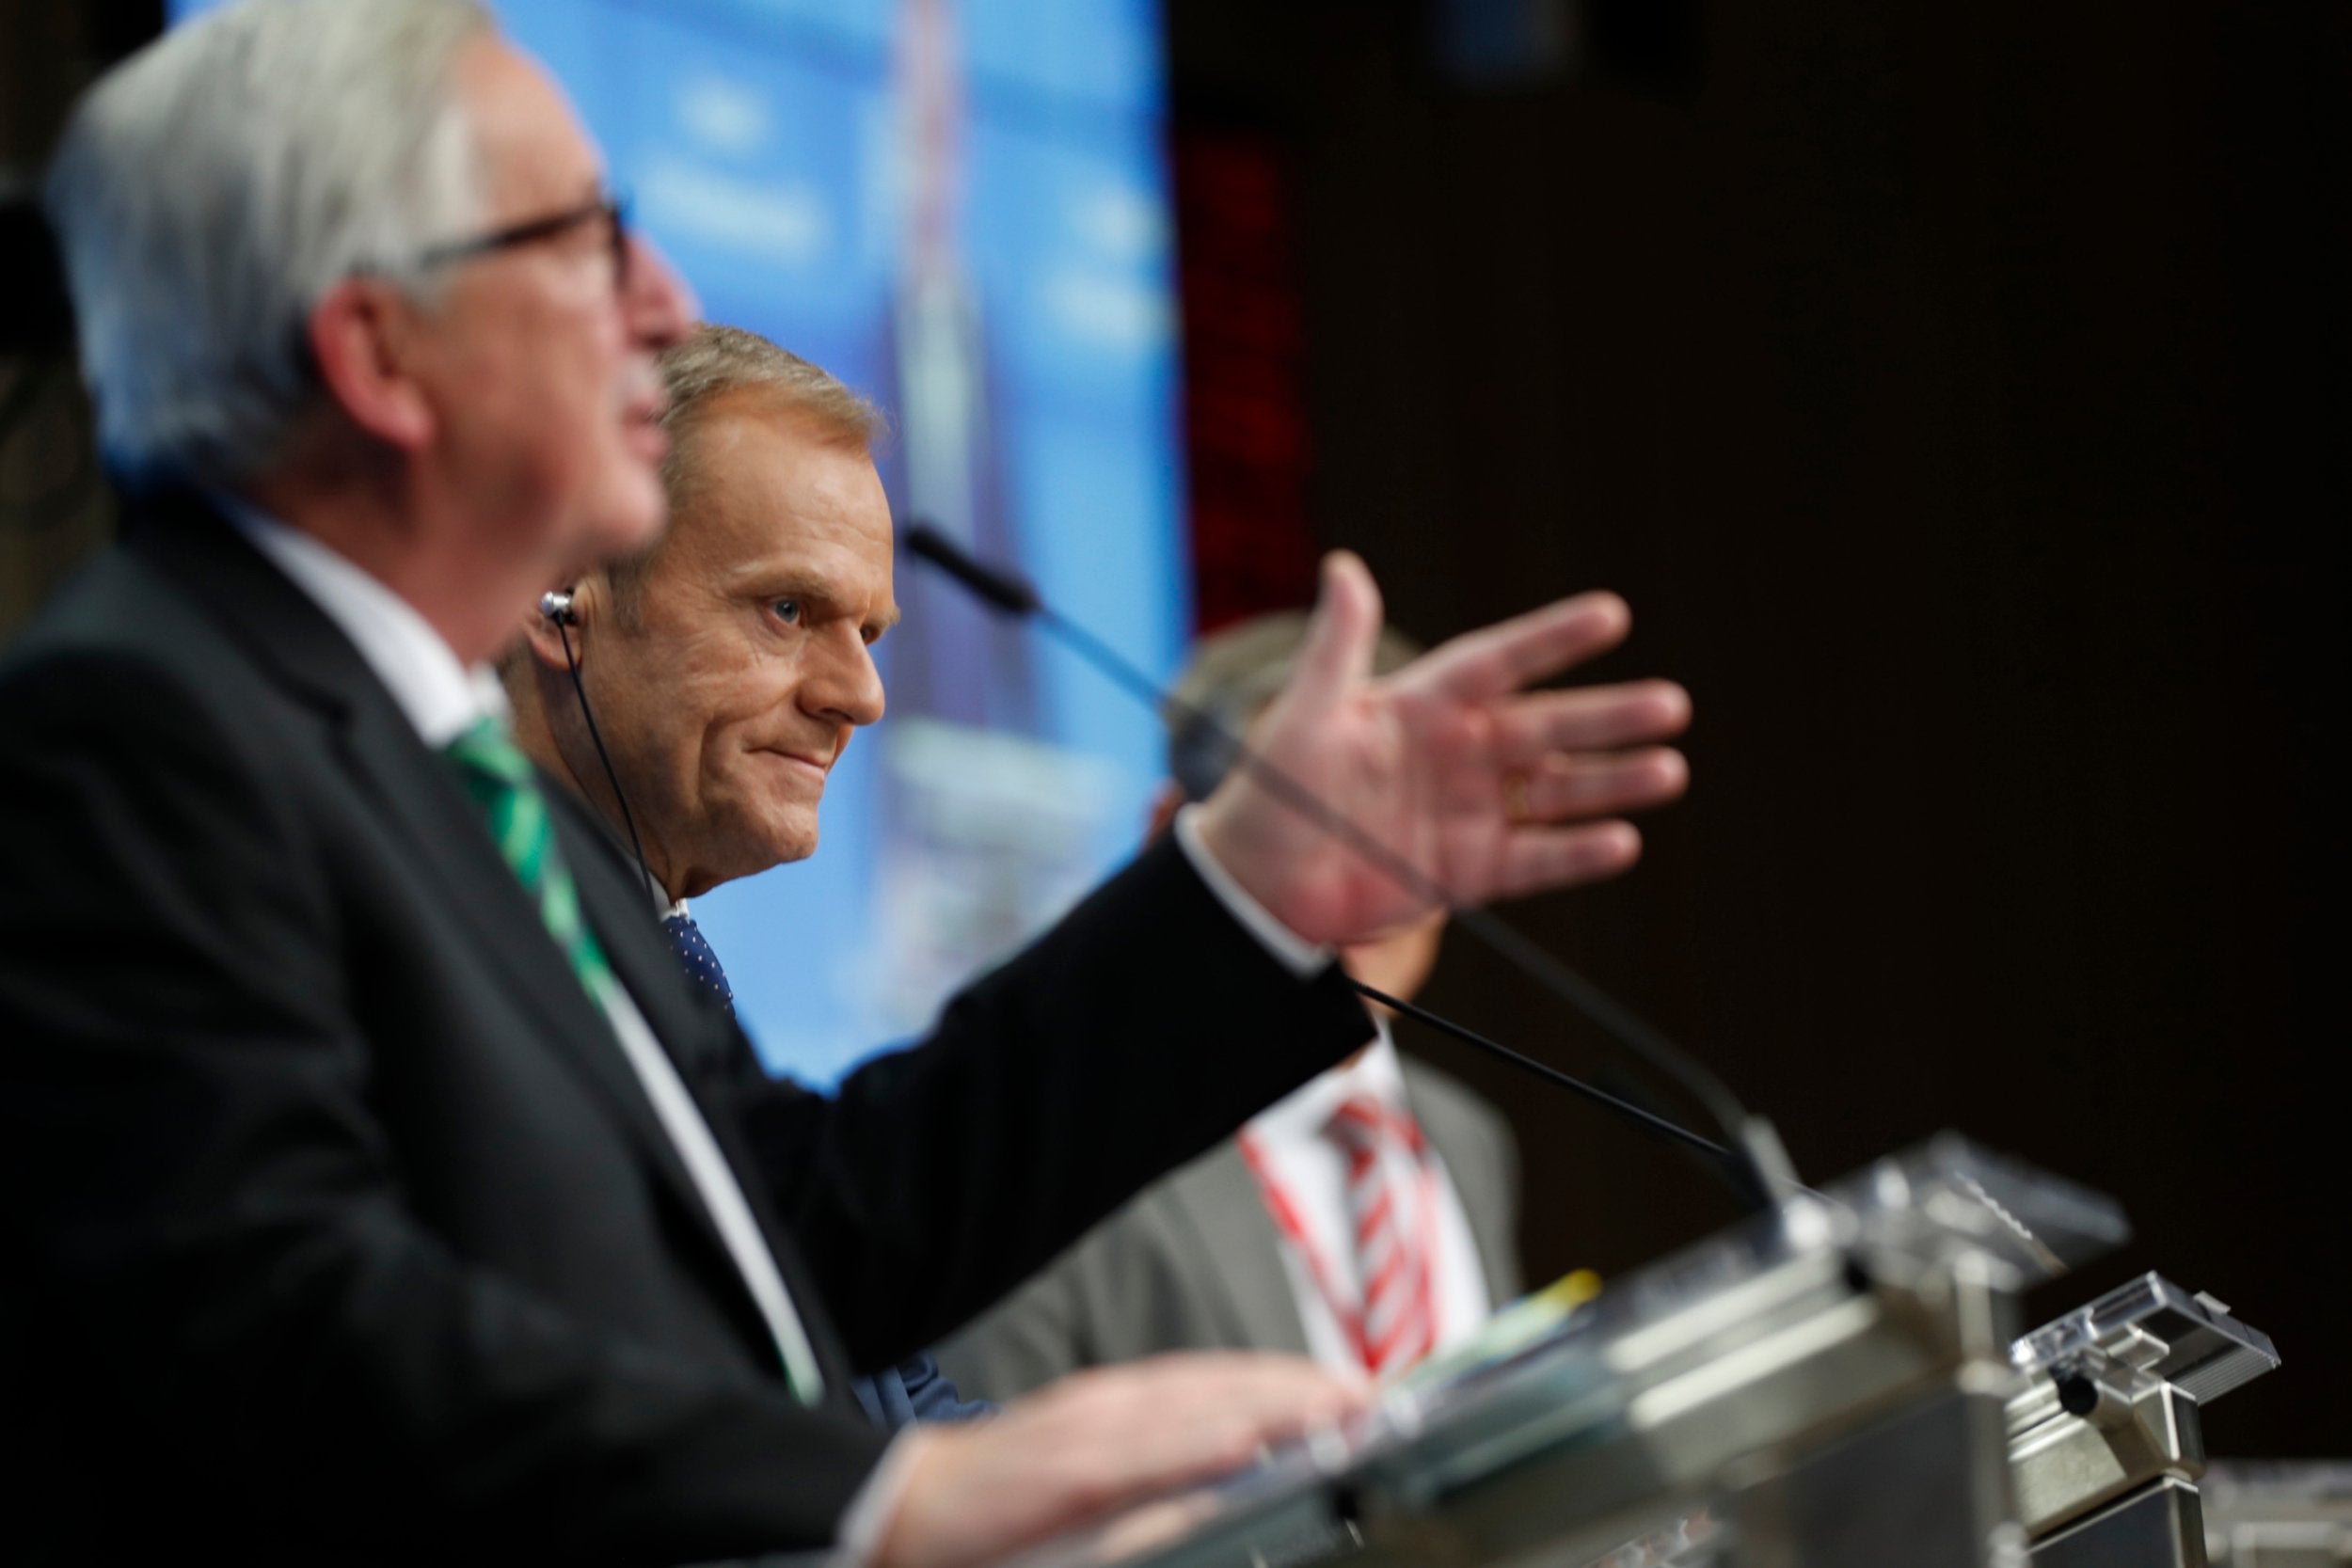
[1176,131,1320,635]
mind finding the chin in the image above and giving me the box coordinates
[758,825,820,867]
[611,496,669,555]
[579,471,669,560]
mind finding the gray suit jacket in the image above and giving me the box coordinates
[936,1055,1521,1399]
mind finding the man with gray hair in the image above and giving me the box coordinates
[1,3,1694,1564]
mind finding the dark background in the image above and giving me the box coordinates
[1171,0,2346,1456]
[5,0,2344,1455]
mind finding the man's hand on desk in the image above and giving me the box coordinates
[874,1353,1366,1568]
[1194,551,1692,946]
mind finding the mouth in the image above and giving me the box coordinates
[761,749,834,785]
[621,374,670,462]
[624,416,669,465]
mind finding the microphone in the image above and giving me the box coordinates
[905,527,1039,616]
[901,521,1796,1212]
[1355,981,1744,1171]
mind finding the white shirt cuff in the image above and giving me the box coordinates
[836,1425,928,1567]
[1172,803,1332,979]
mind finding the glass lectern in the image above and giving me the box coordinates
[1012,1135,2278,1568]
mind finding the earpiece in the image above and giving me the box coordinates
[543,585,660,902]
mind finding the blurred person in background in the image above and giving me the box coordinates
[939,614,1522,1399]
[0,1,1693,1560]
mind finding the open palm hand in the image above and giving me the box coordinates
[1194,552,1691,946]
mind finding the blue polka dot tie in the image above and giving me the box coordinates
[663,911,735,1010]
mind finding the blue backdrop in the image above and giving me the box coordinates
[170,0,1191,1085]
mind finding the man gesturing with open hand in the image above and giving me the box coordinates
[1196,551,1692,948]
[870,555,1688,1568]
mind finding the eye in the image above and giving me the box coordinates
[771,599,803,626]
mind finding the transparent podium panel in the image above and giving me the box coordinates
[2201,1464,2352,1566]
[2007,1275,2280,1567]
[2033,1478,2210,1568]
[1011,1135,2130,1568]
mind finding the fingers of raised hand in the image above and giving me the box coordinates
[1410,590,1632,704]
[1486,820,1645,898]
[1284,552,1386,718]
[1508,747,1690,822]
[1488,679,1691,762]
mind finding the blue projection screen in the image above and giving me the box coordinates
[168,0,1190,1085]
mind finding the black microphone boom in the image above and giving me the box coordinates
[900,519,1792,1214]
[1353,982,1734,1166]
[906,524,1041,616]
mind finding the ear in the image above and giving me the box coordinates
[519,576,606,672]
[307,278,437,453]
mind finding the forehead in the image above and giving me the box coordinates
[453,36,603,212]
[667,397,897,595]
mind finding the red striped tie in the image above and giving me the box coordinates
[1327,1094,1435,1377]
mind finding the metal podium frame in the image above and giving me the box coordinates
[2010,1274,2280,1568]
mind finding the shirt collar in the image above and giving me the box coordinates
[218,497,506,748]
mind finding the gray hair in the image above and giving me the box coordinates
[43,0,492,488]
[1168,610,1425,801]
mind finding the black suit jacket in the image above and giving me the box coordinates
[0,495,1371,1564]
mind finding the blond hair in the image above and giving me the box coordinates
[605,324,884,615]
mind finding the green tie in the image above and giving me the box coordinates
[443,717,615,1011]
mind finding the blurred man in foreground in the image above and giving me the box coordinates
[0,2,1692,1562]
[941,615,1523,1400]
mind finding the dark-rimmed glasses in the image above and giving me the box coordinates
[413,190,632,292]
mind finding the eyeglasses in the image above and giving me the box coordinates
[413,190,632,292]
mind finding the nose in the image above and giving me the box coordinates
[623,231,698,351]
[804,626,886,730]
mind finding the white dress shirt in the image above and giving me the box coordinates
[1240,1022,1492,1376]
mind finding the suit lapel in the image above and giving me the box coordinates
[1167,1143,1313,1357]
[124,499,765,1346]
